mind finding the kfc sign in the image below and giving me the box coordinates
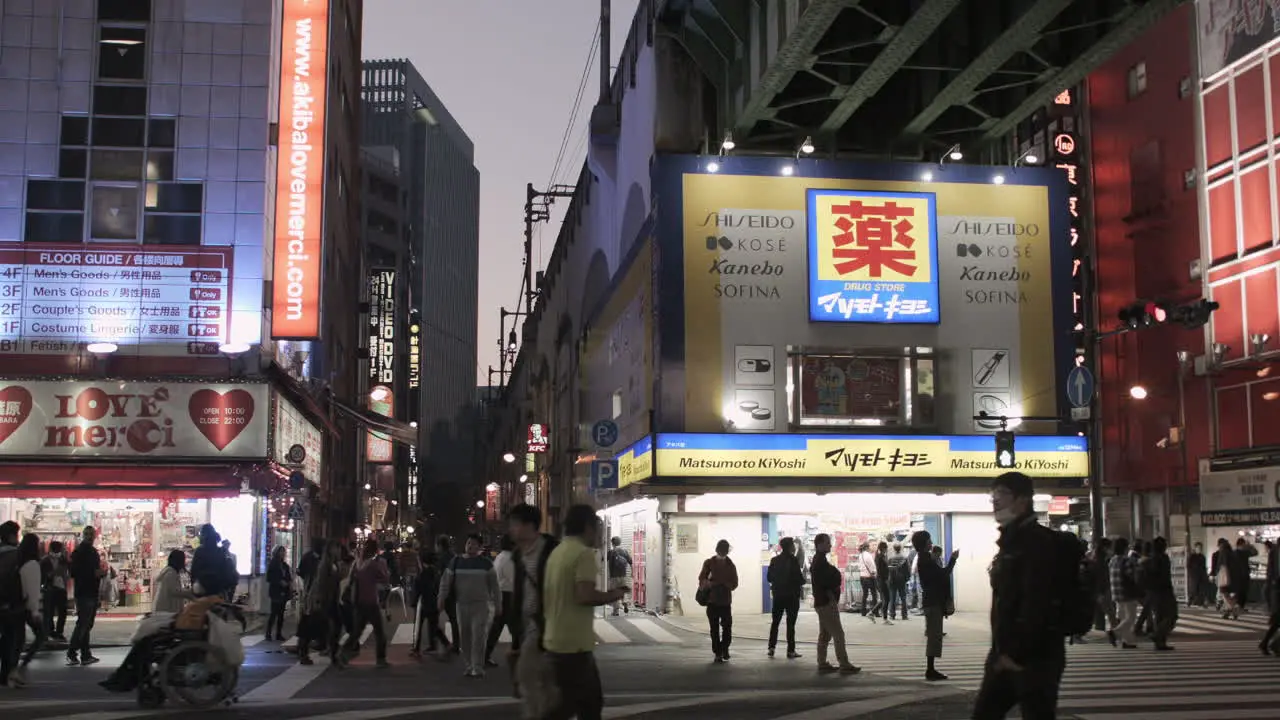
[528,424,549,453]
[0,381,269,458]
[806,189,940,324]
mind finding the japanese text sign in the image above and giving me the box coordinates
[806,189,940,324]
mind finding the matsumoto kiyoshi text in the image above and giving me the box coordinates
[676,455,1074,473]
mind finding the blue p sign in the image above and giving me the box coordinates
[592,420,619,448]
[592,460,619,491]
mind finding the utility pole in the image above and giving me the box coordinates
[522,184,576,315]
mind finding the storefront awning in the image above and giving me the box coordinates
[329,397,418,446]
[0,464,246,499]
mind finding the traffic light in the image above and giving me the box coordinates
[1169,298,1220,330]
[1117,300,1170,329]
[995,431,1016,469]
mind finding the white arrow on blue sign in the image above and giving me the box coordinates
[591,420,619,448]
[1066,366,1095,409]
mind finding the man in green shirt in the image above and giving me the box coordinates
[541,505,627,720]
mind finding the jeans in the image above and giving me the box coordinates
[44,587,67,636]
[889,582,909,619]
[815,603,851,668]
[267,598,286,638]
[348,603,388,662]
[768,596,798,653]
[0,609,22,683]
[485,591,519,661]
[859,578,878,613]
[69,595,98,659]
[972,645,1066,720]
[706,604,732,657]
[457,601,492,673]
[545,651,603,720]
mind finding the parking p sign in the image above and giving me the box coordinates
[591,460,619,491]
[592,420,619,448]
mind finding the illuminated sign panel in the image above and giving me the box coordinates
[270,0,331,340]
[1048,94,1088,367]
[0,245,234,355]
[806,190,940,323]
[528,424,549,453]
[407,317,420,389]
[366,269,395,464]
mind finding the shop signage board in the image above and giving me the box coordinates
[647,433,1087,480]
[270,0,331,340]
[528,423,549,453]
[272,393,322,483]
[1200,466,1280,525]
[1196,0,1279,80]
[366,268,395,464]
[0,380,269,459]
[615,435,653,489]
[0,244,235,356]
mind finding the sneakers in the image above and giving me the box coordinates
[767,648,775,658]
[786,651,802,659]
[925,669,949,681]
[65,654,79,666]
[8,666,27,688]
[80,655,100,666]
[818,664,861,675]
[484,658,500,668]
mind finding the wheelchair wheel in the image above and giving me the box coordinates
[159,640,238,707]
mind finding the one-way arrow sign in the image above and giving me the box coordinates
[1066,366,1095,409]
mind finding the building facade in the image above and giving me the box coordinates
[488,3,1086,617]
[361,59,480,518]
[0,0,366,606]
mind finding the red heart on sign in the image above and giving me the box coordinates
[0,386,32,445]
[189,389,255,451]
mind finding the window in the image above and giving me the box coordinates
[25,213,84,243]
[92,117,145,147]
[1127,61,1147,99]
[97,0,151,21]
[144,183,201,213]
[26,180,86,211]
[148,118,176,148]
[90,185,140,240]
[145,151,173,181]
[59,149,88,179]
[90,149,144,180]
[611,390,623,420]
[61,116,89,146]
[787,350,936,428]
[98,27,147,81]
[143,214,201,245]
[92,85,146,116]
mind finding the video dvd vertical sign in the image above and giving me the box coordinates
[367,268,395,463]
[1049,88,1090,369]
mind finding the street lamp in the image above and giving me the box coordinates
[518,474,528,483]
[502,452,516,463]
[1129,385,1149,400]
[475,500,485,509]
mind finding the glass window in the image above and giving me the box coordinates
[144,214,201,245]
[92,117,145,147]
[92,85,147,116]
[24,212,84,243]
[26,179,86,211]
[914,357,935,427]
[59,149,88,179]
[147,118,176,148]
[794,354,907,427]
[145,151,174,181]
[98,27,147,81]
[90,149,144,180]
[97,0,151,21]
[144,182,201,213]
[61,116,89,146]
[90,185,140,240]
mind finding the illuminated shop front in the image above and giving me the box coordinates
[607,432,1090,616]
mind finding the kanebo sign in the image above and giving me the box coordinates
[0,380,269,459]
[1200,466,1280,526]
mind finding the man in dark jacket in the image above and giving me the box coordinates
[1147,537,1177,651]
[191,525,235,598]
[973,472,1063,720]
[67,526,103,666]
[913,529,958,680]
[767,536,805,659]
[811,533,859,674]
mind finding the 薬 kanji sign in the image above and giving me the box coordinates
[806,189,940,324]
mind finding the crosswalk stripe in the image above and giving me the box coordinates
[625,618,683,643]
[768,689,957,720]
[594,619,631,643]
[1175,616,1253,633]
[242,633,266,647]
[238,661,328,702]
[1077,710,1280,720]
[391,623,414,645]
[36,713,143,720]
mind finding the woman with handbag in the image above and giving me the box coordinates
[697,540,739,663]
[913,530,959,681]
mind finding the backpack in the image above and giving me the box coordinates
[1047,529,1093,637]
[607,548,628,577]
[0,549,23,611]
[518,536,560,651]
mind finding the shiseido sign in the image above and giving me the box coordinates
[0,381,269,458]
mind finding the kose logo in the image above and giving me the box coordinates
[956,243,1032,259]
[700,212,796,229]
[704,236,790,252]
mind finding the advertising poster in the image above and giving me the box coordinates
[672,160,1070,437]
[272,393,323,483]
[1197,0,1279,80]
[0,380,269,459]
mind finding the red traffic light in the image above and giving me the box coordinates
[1145,301,1167,323]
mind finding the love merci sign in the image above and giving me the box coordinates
[0,381,269,459]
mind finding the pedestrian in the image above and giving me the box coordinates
[399,542,421,608]
[266,545,293,641]
[1260,540,1280,655]
[1234,538,1258,612]
[810,532,859,675]
[1,527,37,688]
[485,535,519,668]
[1147,537,1177,652]
[697,539,738,662]
[1109,538,1140,649]
[972,472,1066,720]
[606,536,632,616]
[220,539,238,602]
[410,551,449,658]
[1133,541,1154,636]
[887,542,910,621]
[346,541,390,668]
[766,536,804,659]
[1212,537,1241,619]
[508,503,559,715]
[857,542,877,615]
[67,525,104,666]
[540,505,627,719]
[1091,538,1117,646]
[191,525,235,598]
[913,530,958,681]
[436,534,462,653]
[297,540,343,667]
[438,533,498,677]
[152,549,194,614]
[869,541,892,624]
[40,541,69,642]
[1186,542,1210,608]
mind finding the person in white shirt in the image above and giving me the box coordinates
[153,550,195,615]
[10,533,45,687]
[484,535,518,668]
[858,543,879,615]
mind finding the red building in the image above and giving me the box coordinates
[1091,3,1280,544]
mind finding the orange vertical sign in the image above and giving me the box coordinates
[270,0,331,339]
